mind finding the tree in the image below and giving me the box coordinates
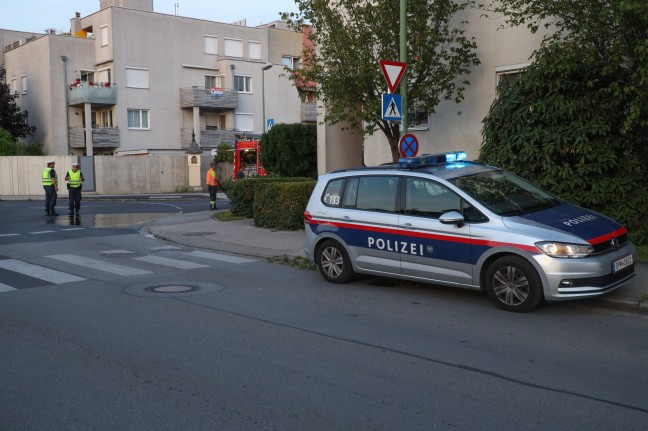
[480,0,648,134]
[0,67,36,140]
[260,123,317,177]
[479,0,648,242]
[283,0,480,162]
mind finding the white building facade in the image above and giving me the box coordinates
[3,0,310,156]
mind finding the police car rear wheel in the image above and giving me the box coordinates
[485,256,543,312]
[316,239,353,283]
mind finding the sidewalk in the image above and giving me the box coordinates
[146,210,648,315]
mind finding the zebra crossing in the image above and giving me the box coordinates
[0,247,257,293]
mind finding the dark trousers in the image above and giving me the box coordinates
[208,185,217,206]
[44,185,57,212]
[68,187,82,212]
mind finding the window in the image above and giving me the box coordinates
[405,178,461,219]
[21,75,27,94]
[127,109,149,129]
[234,75,252,93]
[205,75,224,89]
[96,68,111,84]
[407,110,429,129]
[10,78,17,95]
[100,25,108,46]
[248,41,261,60]
[355,176,398,212]
[100,110,113,127]
[495,63,530,94]
[322,179,345,207]
[235,113,253,131]
[81,70,95,82]
[281,56,300,70]
[125,67,149,88]
[204,35,218,55]
[224,38,243,57]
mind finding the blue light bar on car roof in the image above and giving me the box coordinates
[398,151,467,168]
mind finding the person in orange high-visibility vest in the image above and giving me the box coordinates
[206,162,219,210]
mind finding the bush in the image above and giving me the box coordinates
[480,42,648,244]
[253,181,316,230]
[0,128,42,155]
[228,177,316,229]
[260,123,317,178]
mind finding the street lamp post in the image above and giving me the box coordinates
[261,63,273,133]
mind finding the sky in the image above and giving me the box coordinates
[0,0,301,33]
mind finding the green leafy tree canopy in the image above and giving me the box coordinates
[0,67,36,140]
[259,123,317,178]
[283,0,480,161]
[480,0,648,243]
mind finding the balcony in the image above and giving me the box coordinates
[69,127,120,148]
[301,101,317,123]
[68,81,117,106]
[179,87,238,109]
[181,128,237,148]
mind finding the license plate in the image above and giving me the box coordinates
[613,254,633,273]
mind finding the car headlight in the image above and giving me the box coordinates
[535,241,594,258]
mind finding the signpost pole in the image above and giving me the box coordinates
[400,0,408,136]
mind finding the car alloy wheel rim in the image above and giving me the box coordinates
[321,246,343,278]
[493,266,529,306]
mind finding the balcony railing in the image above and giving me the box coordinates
[67,82,117,106]
[69,127,120,148]
[179,87,238,109]
[181,128,238,148]
[301,101,317,123]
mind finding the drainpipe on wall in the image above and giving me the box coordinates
[62,55,70,153]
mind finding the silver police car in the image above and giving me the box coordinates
[304,152,635,312]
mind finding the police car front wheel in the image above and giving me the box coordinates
[316,239,354,283]
[485,256,544,312]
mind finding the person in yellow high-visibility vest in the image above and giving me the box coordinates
[65,162,85,217]
[42,160,59,216]
[206,162,219,210]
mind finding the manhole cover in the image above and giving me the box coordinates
[145,285,200,293]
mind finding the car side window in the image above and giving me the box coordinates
[354,176,398,212]
[405,178,461,219]
[322,178,345,207]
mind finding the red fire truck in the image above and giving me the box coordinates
[233,140,267,180]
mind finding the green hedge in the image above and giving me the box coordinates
[253,181,317,230]
[229,177,315,228]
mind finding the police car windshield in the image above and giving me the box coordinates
[449,170,560,216]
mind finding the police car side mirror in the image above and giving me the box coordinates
[439,211,465,228]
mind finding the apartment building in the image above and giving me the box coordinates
[2,0,311,156]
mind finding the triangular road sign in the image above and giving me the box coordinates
[380,59,407,93]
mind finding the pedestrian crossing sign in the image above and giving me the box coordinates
[382,93,402,122]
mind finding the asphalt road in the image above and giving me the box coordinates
[1,197,647,430]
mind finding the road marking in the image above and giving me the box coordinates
[30,231,55,234]
[101,250,135,255]
[187,250,257,264]
[45,254,151,276]
[62,228,86,231]
[0,282,18,292]
[150,246,181,251]
[133,255,208,269]
[0,259,86,284]
[0,233,20,237]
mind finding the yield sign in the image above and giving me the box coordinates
[399,133,419,158]
[380,59,407,93]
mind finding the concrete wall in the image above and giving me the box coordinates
[0,156,189,197]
